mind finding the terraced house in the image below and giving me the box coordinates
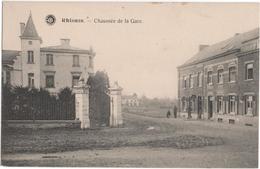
[177,28,259,120]
[2,13,95,93]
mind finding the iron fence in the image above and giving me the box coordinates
[2,95,75,120]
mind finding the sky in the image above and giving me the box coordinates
[2,2,259,98]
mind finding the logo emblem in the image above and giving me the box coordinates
[45,15,56,25]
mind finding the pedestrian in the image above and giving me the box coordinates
[173,105,177,118]
[166,110,171,118]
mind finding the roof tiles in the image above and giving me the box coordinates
[20,13,41,40]
[179,28,259,68]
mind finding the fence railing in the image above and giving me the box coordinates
[2,96,75,120]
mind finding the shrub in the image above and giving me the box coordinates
[2,84,14,120]
[2,85,75,120]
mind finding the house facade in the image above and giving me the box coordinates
[2,13,95,93]
[122,93,140,107]
[177,28,259,120]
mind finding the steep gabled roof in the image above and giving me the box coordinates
[2,50,20,65]
[178,28,259,68]
[20,13,41,40]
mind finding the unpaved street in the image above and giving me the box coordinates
[2,112,258,167]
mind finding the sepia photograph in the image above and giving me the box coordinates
[1,2,259,167]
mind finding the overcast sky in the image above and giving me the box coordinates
[2,2,259,98]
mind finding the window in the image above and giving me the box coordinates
[217,69,224,84]
[72,75,80,87]
[46,75,55,88]
[245,95,254,115]
[229,66,236,82]
[28,73,34,88]
[207,71,213,85]
[189,74,193,88]
[217,96,224,113]
[245,63,253,80]
[27,51,34,63]
[46,54,54,65]
[73,55,80,67]
[229,95,236,114]
[183,76,187,89]
[28,41,32,45]
[197,72,200,87]
[197,72,202,87]
[190,98,195,112]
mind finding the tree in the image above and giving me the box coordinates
[58,87,74,102]
[57,87,75,120]
[87,71,110,128]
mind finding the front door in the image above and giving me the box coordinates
[208,96,213,119]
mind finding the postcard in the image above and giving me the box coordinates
[1,2,259,167]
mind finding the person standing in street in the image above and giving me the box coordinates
[166,110,171,118]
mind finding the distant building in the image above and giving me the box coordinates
[2,13,95,93]
[122,93,140,107]
[177,28,259,119]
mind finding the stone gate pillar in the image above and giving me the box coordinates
[74,83,90,129]
[109,82,123,127]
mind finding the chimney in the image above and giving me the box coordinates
[20,22,25,35]
[60,39,70,46]
[199,44,209,51]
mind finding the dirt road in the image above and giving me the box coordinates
[2,112,258,167]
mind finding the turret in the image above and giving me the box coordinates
[20,12,42,88]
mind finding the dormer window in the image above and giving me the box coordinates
[27,51,34,64]
[73,55,80,67]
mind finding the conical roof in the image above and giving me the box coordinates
[20,13,41,40]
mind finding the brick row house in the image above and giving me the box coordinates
[177,28,259,120]
[2,13,95,94]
